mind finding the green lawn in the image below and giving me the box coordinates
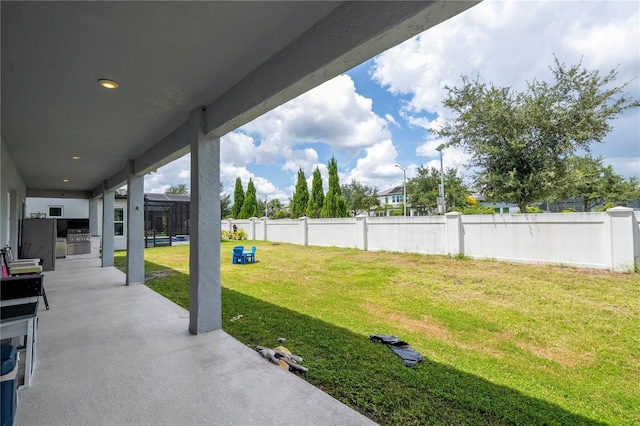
[114,241,640,425]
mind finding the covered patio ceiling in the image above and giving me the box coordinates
[2,1,478,198]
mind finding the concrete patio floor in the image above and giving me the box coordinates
[15,257,375,425]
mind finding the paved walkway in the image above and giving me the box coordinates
[15,257,375,425]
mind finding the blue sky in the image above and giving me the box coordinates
[145,0,640,203]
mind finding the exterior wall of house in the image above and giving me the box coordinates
[26,197,89,219]
[377,194,403,210]
[226,209,639,272]
[1,138,27,250]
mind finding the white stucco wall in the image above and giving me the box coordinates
[368,216,446,254]
[461,213,608,268]
[265,219,302,244]
[307,218,356,249]
[225,211,638,272]
[26,197,89,219]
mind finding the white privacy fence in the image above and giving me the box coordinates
[223,207,639,272]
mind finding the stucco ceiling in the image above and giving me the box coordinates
[1,1,478,197]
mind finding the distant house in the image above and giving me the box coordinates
[375,186,405,216]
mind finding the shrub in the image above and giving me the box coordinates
[595,202,617,212]
[236,228,247,240]
[221,228,247,240]
[462,205,496,215]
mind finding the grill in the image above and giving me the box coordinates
[66,229,91,255]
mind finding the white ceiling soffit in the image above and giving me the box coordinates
[1,1,479,197]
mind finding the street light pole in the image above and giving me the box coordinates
[436,144,446,214]
[394,164,407,216]
[264,194,268,217]
[259,194,268,217]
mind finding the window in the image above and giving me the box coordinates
[48,206,63,217]
[114,208,124,236]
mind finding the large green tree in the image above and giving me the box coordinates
[321,157,348,218]
[559,155,640,211]
[239,178,259,219]
[231,177,244,218]
[436,57,639,213]
[306,167,325,218]
[165,184,189,195]
[407,166,469,215]
[291,169,309,219]
[341,180,379,217]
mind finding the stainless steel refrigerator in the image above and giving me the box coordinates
[21,218,56,271]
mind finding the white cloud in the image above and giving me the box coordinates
[220,163,289,203]
[144,154,191,193]
[220,132,258,167]
[341,140,404,190]
[384,113,400,127]
[282,148,320,174]
[241,74,391,159]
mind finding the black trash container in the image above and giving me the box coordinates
[1,345,18,426]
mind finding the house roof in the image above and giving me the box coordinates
[146,193,190,203]
[2,1,478,198]
[114,191,190,203]
[378,186,404,197]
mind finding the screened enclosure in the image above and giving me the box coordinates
[144,193,190,238]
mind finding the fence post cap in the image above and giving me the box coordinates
[606,206,633,216]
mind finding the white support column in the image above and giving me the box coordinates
[189,107,221,334]
[445,212,463,256]
[261,217,268,241]
[101,184,115,267]
[249,217,256,240]
[89,198,99,236]
[126,161,145,285]
[356,215,368,251]
[300,216,308,246]
[605,207,635,272]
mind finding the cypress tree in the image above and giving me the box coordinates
[291,168,309,219]
[231,177,244,219]
[239,178,259,219]
[321,157,348,218]
[306,167,324,218]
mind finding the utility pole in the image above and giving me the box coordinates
[394,164,407,216]
[436,144,447,214]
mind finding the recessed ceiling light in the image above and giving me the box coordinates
[72,156,80,160]
[98,79,119,89]
[63,179,69,183]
